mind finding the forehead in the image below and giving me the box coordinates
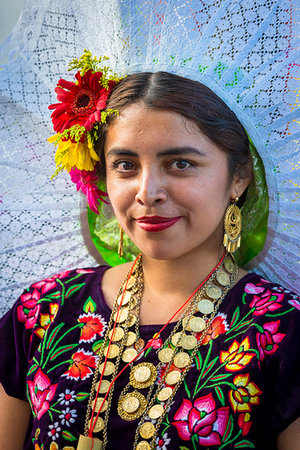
[104,103,222,157]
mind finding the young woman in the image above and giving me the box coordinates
[0,69,299,450]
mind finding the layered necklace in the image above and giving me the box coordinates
[77,252,238,450]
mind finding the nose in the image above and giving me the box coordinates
[135,169,167,206]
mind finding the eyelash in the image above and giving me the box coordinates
[111,158,195,173]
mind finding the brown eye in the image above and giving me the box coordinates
[170,159,192,170]
[114,161,136,171]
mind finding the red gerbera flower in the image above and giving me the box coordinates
[48,70,117,133]
[78,313,106,342]
[63,349,97,380]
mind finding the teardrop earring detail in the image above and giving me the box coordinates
[118,225,124,258]
[223,197,242,253]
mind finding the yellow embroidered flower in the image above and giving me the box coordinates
[49,133,100,173]
[34,303,59,339]
[229,373,262,413]
[220,337,255,371]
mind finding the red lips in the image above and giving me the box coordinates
[135,216,181,232]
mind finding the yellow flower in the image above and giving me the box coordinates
[220,337,255,371]
[49,134,99,172]
[229,373,262,413]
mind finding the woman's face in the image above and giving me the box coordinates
[104,103,247,261]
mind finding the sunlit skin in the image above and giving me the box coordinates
[102,103,250,325]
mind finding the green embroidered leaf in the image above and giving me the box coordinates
[232,320,252,332]
[201,356,218,378]
[179,447,190,450]
[194,352,202,371]
[234,440,255,448]
[230,306,240,327]
[83,296,97,313]
[92,340,104,354]
[65,283,85,298]
[45,291,61,299]
[27,364,38,376]
[214,386,225,406]
[76,392,90,401]
[46,323,65,350]
[62,430,77,441]
[49,343,78,360]
[210,373,233,382]
[223,415,234,442]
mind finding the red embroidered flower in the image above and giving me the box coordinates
[34,303,59,339]
[249,289,284,315]
[28,368,58,420]
[48,70,116,133]
[78,313,106,342]
[198,314,228,345]
[70,167,108,213]
[172,393,230,446]
[63,349,97,380]
[256,320,285,360]
[17,289,41,329]
[238,412,252,436]
[32,271,70,294]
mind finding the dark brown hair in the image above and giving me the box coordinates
[95,71,252,191]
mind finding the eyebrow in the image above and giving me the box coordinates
[106,146,207,158]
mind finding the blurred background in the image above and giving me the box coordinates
[0,0,23,44]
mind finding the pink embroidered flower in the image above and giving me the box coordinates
[17,289,41,329]
[245,283,265,295]
[32,271,70,294]
[149,337,163,349]
[172,393,230,446]
[63,349,97,380]
[288,298,300,310]
[28,368,58,420]
[70,167,108,213]
[78,313,106,342]
[256,320,285,360]
[249,290,284,315]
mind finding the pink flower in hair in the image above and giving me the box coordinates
[70,167,109,213]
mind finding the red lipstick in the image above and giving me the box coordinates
[135,216,181,232]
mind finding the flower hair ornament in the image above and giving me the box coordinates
[48,51,122,213]
[0,0,299,314]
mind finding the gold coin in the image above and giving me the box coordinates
[95,379,110,394]
[171,332,182,346]
[125,276,137,290]
[134,365,151,383]
[126,331,137,347]
[216,270,230,286]
[122,395,140,414]
[135,338,145,352]
[197,299,215,315]
[206,285,222,300]
[89,416,104,433]
[139,422,155,439]
[174,352,190,368]
[181,334,197,350]
[158,347,174,363]
[122,347,138,363]
[103,343,119,359]
[224,257,236,273]
[99,361,115,376]
[109,327,124,342]
[127,313,137,328]
[113,308,129,323]
[165,370,181,385]
[93,397,108,413]
[129,296,138,310]
[117,290,132,306]
[136,441,151,450]
[148,404,164,419]
[157,387,173,402]
[182,316,191,331]
[189,316,206,332]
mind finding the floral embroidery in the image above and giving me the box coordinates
[249,289,284,315]
[220,337,255,371]
[229,373,262,413]
[58,389,76,405]
[62,349,97,380]
[200,313,228,345]
[32,272,70,294]
[288,298,300,310]
[256,320,285,360]
[48,422,61,441]
[156,432,171,449]
[244,283,264,294]
[35,303,59,339]
[59,407,77,426]
[78,313,106,342]
[17,289,41,329]
[238,412,252,436]
[172,393,230,445]
[28,368,58,420]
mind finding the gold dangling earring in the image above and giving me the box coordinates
[223,197,242,253]
[118,225,124,258]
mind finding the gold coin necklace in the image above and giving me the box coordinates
[78,252,238,450]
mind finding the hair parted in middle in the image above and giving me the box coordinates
[95,71,252,188]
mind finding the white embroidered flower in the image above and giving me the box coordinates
[59,407,77,426]
[58,389,76,405]
[156,432,171,449]
[48,422,61,441]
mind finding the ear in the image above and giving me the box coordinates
[230,174,251,200]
